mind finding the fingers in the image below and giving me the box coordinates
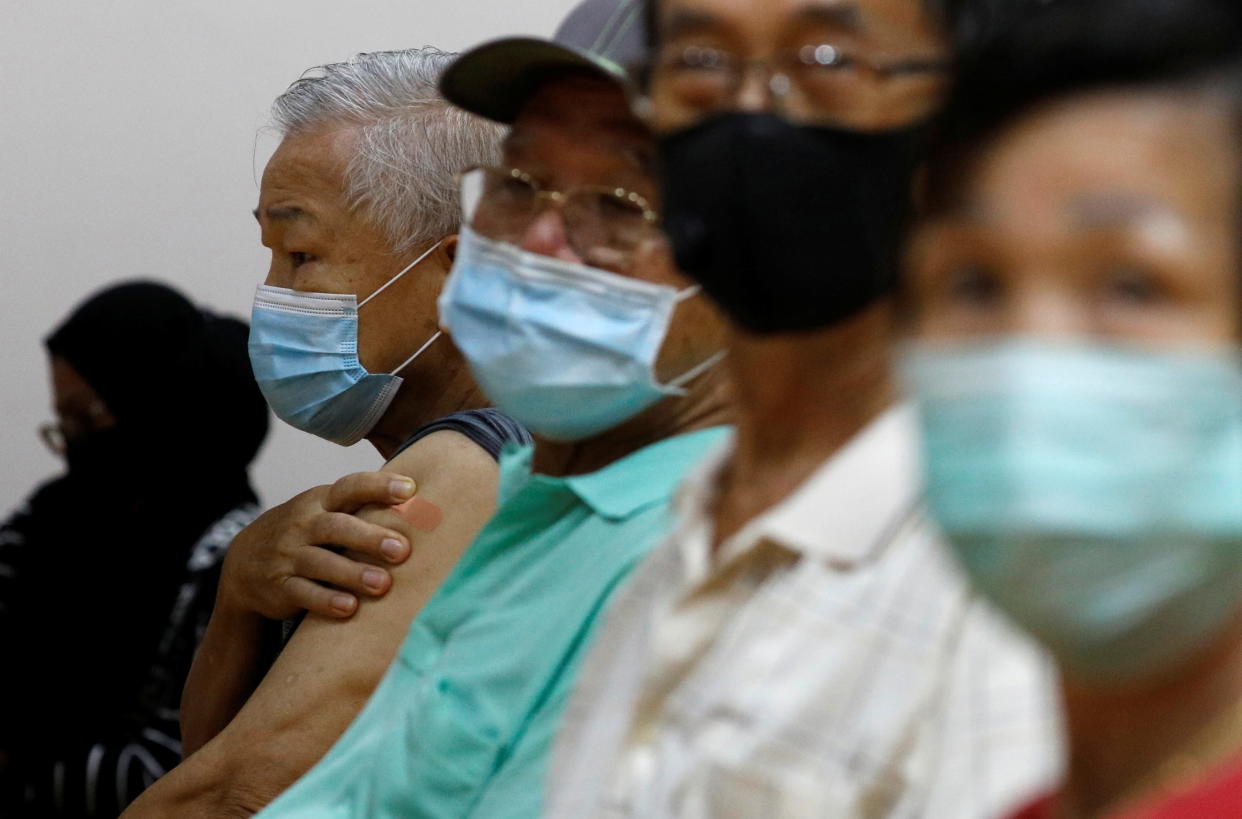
[357,507,410,533]
[282,575,359,619]
[293,546,392,600]
[324,472,416,515]
[308,512,410,565]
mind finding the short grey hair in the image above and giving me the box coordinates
[271,47,503,253]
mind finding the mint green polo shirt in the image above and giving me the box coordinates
[258,426,730,819]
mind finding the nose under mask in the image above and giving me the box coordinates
[438,227,724,442]
[248,242,443,446]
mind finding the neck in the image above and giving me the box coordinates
[532,367,733,478]
[713,302,896,547]
[1058,618,1242,817]
[366,375,488,461]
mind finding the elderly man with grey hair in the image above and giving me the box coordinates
[122,47,527,817]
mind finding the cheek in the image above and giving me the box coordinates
[261,250,295,288]
[649,82,701,135]
[296,257,374,297]
[1106,289,1242,345]
[658,301,727,382]
[910,301,1011,341]
[1113,242,1242,344]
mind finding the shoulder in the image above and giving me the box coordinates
[392,410,532,464]
[382,428,503,513]
[386,425,501,476]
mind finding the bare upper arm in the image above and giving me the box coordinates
[256,429,500,694]
[144,431,502,814]
[345,427,503,623]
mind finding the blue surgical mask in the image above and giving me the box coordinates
[249,242,443,446]
[438,227,722,442]
[902,339,1242,682]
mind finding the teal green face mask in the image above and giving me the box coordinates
[902,340,1242,684]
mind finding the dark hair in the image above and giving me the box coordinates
[642,0,656,54]
[929,0,1242,207]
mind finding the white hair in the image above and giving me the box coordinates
[271,47,503,253]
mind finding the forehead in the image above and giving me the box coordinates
[657,0,944,51]
[956,89,1238,226]
[508,77,647,149]
[505,77,653,174]
[259,124,357,206]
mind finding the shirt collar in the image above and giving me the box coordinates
[693,404,923,568]
[496,442,537,507]
[562,426,733,522]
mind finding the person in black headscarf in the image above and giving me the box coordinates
[0,280,270,816]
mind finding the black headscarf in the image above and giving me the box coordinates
[45,280,269,481]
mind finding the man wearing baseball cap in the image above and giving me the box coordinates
[213,2,732,816]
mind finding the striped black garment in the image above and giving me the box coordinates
[0,499,261,816]
[391,408,533,462]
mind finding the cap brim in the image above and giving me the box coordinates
[442,37,634,124]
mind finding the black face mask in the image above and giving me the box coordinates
[657,113,927,335]
[64,426,140,481]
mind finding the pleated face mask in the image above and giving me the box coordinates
[438,227,722,442]
[248,242,442,446]
[904,339,1242,682]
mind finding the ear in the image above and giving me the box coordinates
[436,235,460,336]
[442,234,460,263]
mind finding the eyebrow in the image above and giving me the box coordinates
[252,205,314,224]
[662,1,865,45]
[1066,193,1172,229]
[791,2,864,34]
[944,193,1178,233]
[661,7,725,41]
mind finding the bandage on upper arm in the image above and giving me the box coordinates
[392,496,444,532]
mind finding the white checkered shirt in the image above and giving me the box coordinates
[546,405,1064,819]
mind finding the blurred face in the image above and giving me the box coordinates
[485,75,725,381]
[255,125,452,375]
[904,88,1242,684]
[44,355,115,455]
[649,0,949,132]
[909,90,1242,345]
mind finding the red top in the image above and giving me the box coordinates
[1007,794,1054,819]
[1007,754,1242,819]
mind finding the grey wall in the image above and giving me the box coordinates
[0,0,578,511]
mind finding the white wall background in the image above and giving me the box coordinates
[0,0,578,510]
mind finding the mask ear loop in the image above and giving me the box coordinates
[389,330,442,376]
[674,284,702,303]
[359,239,444,309]
[353,240,446,376]
[667,349,727,391]
[664,284,727,392]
